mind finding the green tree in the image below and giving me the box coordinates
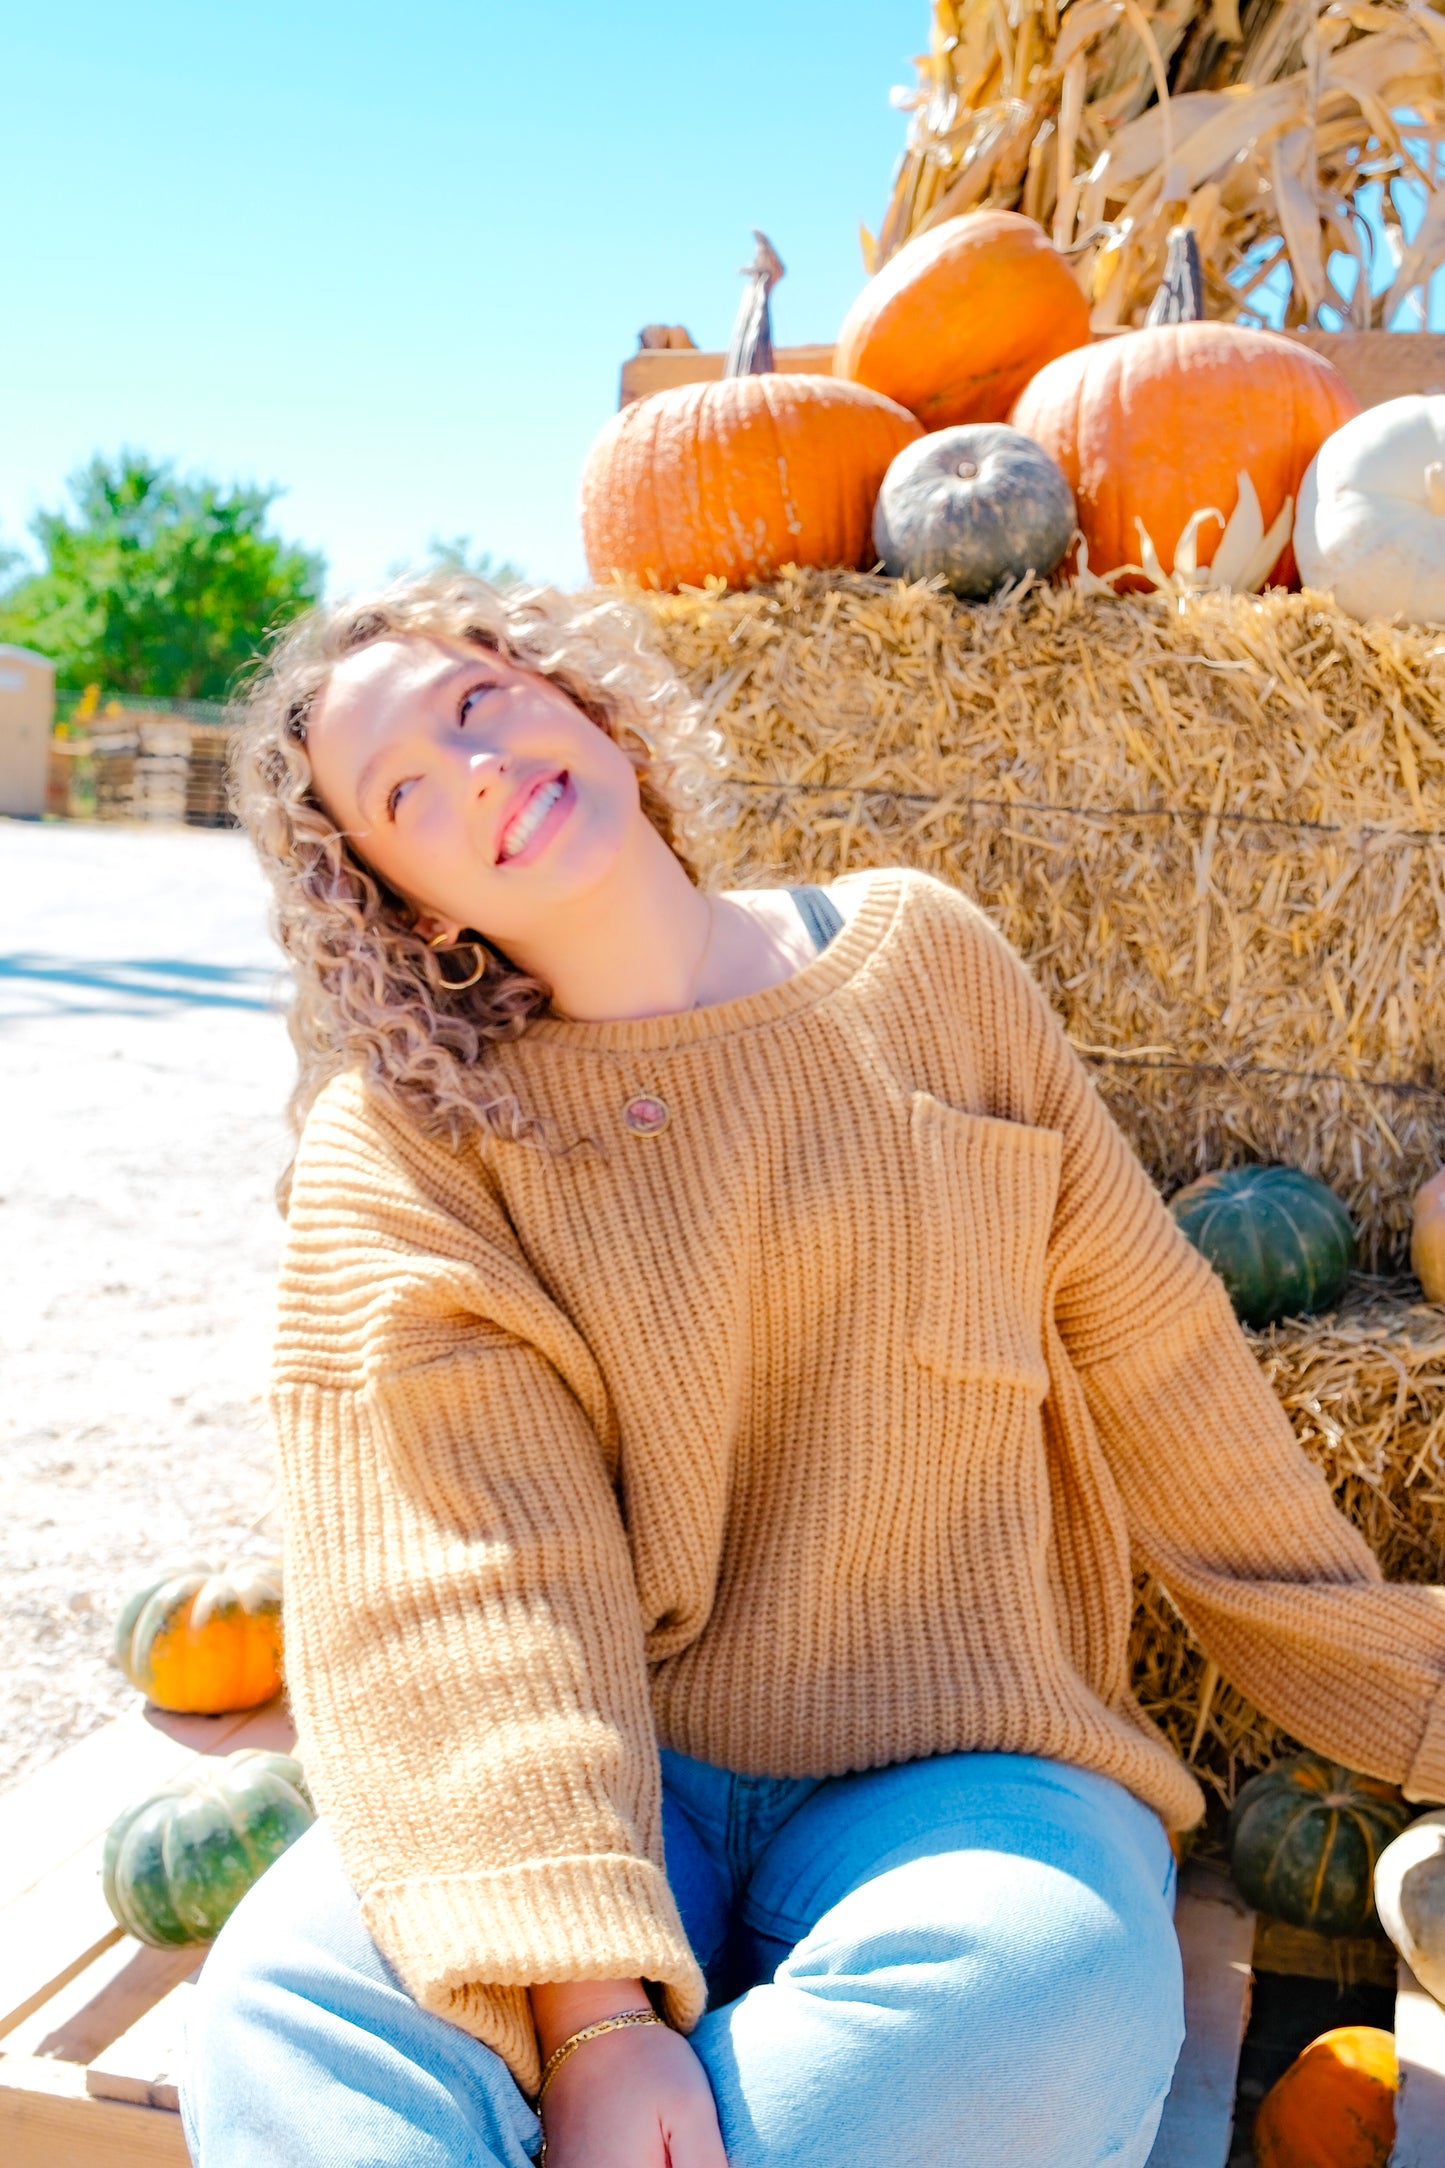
[0,452,325,699]
[423,534,522,586]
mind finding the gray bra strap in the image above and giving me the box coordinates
[787,884,845,954]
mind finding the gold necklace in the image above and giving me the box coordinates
[580,896,719,1139]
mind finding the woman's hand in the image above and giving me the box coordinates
[540,2018,726,2168]
[531,1980,727,2168]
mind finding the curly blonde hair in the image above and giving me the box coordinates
[229,570,726,1179]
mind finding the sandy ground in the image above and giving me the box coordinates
[0,819,293,1796]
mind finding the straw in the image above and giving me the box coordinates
[634,566,1445,1789]
[642,569,1445,1269]
[1133,1279,1445,1800]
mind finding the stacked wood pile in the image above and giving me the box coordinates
[49,715,237,828]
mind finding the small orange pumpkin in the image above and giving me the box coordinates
[1411,1166,1445,1302]
[113,1561,283,1714]
[1009,321,1361,588]
[580,233,921,591]
[1252,2026,1397,2168]
[834,209,1091,430]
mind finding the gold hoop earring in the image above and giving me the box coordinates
[426,931,488,991]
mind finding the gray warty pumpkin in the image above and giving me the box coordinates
[872,423,1075,598]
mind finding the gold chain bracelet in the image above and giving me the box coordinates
[535,2008,666,2111]
[535,2009,667,2167]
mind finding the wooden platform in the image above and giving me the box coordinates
[618,330,1445,411]
[1148,1863,1256,2168]
[0,1699,295,2167]
[1,1708,1441,2166]
[619,342,836,406]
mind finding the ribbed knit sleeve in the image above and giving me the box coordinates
[961,903,1445,1807]
[271,1072,705,2093]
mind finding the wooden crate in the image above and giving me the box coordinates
[1,1709,1440,2168]
[618,331,1445,411]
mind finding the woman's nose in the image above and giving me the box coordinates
[465,746,508,786]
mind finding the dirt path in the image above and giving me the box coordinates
[0,820,292,1794]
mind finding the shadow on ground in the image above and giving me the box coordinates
[0,954,283,1017]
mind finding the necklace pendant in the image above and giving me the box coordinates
[622,1091,671,1137]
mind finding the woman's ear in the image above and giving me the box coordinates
[410,912,461,949]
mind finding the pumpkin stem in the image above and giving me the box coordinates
[1145,224,1205,326]
[725,231,786,378]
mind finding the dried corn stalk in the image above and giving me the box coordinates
[872,0,1445,332]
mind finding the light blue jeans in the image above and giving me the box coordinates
[182,1749,1184,2168]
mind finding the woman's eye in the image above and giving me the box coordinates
[386,777,417,819]
[459,682,497,726]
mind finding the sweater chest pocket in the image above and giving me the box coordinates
[907,1093,1061,1395]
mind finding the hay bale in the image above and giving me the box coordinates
[644,570,1445,1267]
[1133,1279,1445,1802]
[641,566,1445,1788]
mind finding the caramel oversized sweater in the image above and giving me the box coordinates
[273,866,1445,2090]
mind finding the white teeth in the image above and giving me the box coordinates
[499,777,563,860]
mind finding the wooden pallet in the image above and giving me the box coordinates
[1,1711,1441,2168]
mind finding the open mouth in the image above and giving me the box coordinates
[496,771,570,863]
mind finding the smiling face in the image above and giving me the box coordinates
[303,634,645,947]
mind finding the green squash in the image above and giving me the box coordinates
[1226,1753,1411,1936]
[871,423,1075,598]
[103,1747,314,1948]
[1169,1165,1353,1328]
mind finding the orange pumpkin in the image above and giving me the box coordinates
[833,210,1091,430]
[1253,2026,1397,2168]
[581,234,921,591]
[1009,322,1361,588]
[113,1561,283,1715]
[1412,1166,1445,1302]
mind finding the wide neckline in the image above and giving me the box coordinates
[519,868,910,1054]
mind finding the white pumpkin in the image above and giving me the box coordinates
[1295,394,1445,624]
[1373,1808,1445,2005]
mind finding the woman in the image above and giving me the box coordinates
[185,570,1445,2168]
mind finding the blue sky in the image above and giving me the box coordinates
[1,2,922,597]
